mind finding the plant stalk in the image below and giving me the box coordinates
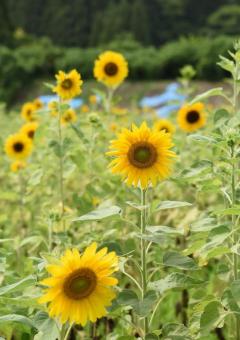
[231,143,240,340]
[140,188,148,336]
[57,101,65,231]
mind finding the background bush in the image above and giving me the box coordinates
[0,34,235,104]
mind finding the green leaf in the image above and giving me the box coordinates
[0,275,36,296]
[217,56,234,74]
[118,290,156,317]
[214,206,240,216]
[162,323,191,340]
[200,301,226,333]
[222,288,240,313]
[230,280,240,304]
[181,160,212,179]
[187,134,216,143]
[73,205,122,221]
[190,218,217,232]
[34,312,60,340]
[126,201,149,210]
[0,314,35,329]
[149,273,204,294]
[163,251,198,270]
[189,88,223,105]
[156,201,192,211]
[214,109,230,123]
[147,225,184,236]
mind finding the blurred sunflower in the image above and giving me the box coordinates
[33,98,44,110]
[112,106,128,116]
[48,101,58,117]
[81,104,90,113]
[94,51,128,87]
[21,102,37,121]
[89,95,97,105]
[177,102,206,132]
[107,122,176,189]
[20,122,39,140]
[53,69,83,100]
[61,108,77,125]
[5,133,33,160]
[38,242,118,326]
[153,119,176,135]
[10,160,26,172]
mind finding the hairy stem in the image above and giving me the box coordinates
[140,188,148,336]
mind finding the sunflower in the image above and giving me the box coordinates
[38,242,118,326]
[107,122,176,189]
[89,95,97,105]
[5,133,33,160]
[21,102,37,121]
[33,98,44,110]
[153,119,176,135]
[10,160,26,172]
[48,101,58,117]
[61,108,77,125]
[177,102,206,132]
[53,69,83,100]
[81,104,90,113]
[20,122,39,140]
[112,106,128,116]
[94,51,128,88]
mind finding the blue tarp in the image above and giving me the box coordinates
[39,95,83,108]
[139,82,186,117]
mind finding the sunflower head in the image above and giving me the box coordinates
[33,98,44,110]
[21,102,37,121]
[10,160,26,172]
[89,95,97,105]
[81,104,90,113]
[153,119,176,135]
[177,102,206,132]
[94,51,128,88]
[53,69,83,100]
[61,108,77,125]
[38,242,118,326]
[5,133,33,160]
[107,122,176,189]
[112,106,128,116]
[20,122,39,140]
[48,101,58,117]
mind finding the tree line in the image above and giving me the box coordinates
[1,0,240,47]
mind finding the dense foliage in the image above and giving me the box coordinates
[3,0,240,47]
[0,35,235,104]
[1,43,240,340]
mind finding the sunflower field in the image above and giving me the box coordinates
[2,37,240,340]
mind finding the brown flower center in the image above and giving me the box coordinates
[28,130,34,139]
[13,142,24,153]
[186,110,200,124]
[104,62,118,76]
[63,268,97,300]
[128,142,157,168]
[161,127,169,133]
[61,78,73,90]
[64,113,72,122]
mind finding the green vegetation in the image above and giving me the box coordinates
[0,35,235,104]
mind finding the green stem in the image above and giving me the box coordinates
[18,171,26,230]
[57,101,65,231]
[231,143,240,340]
[140,188,148,336]
[106,87,114,114]
[62,323,73,340]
